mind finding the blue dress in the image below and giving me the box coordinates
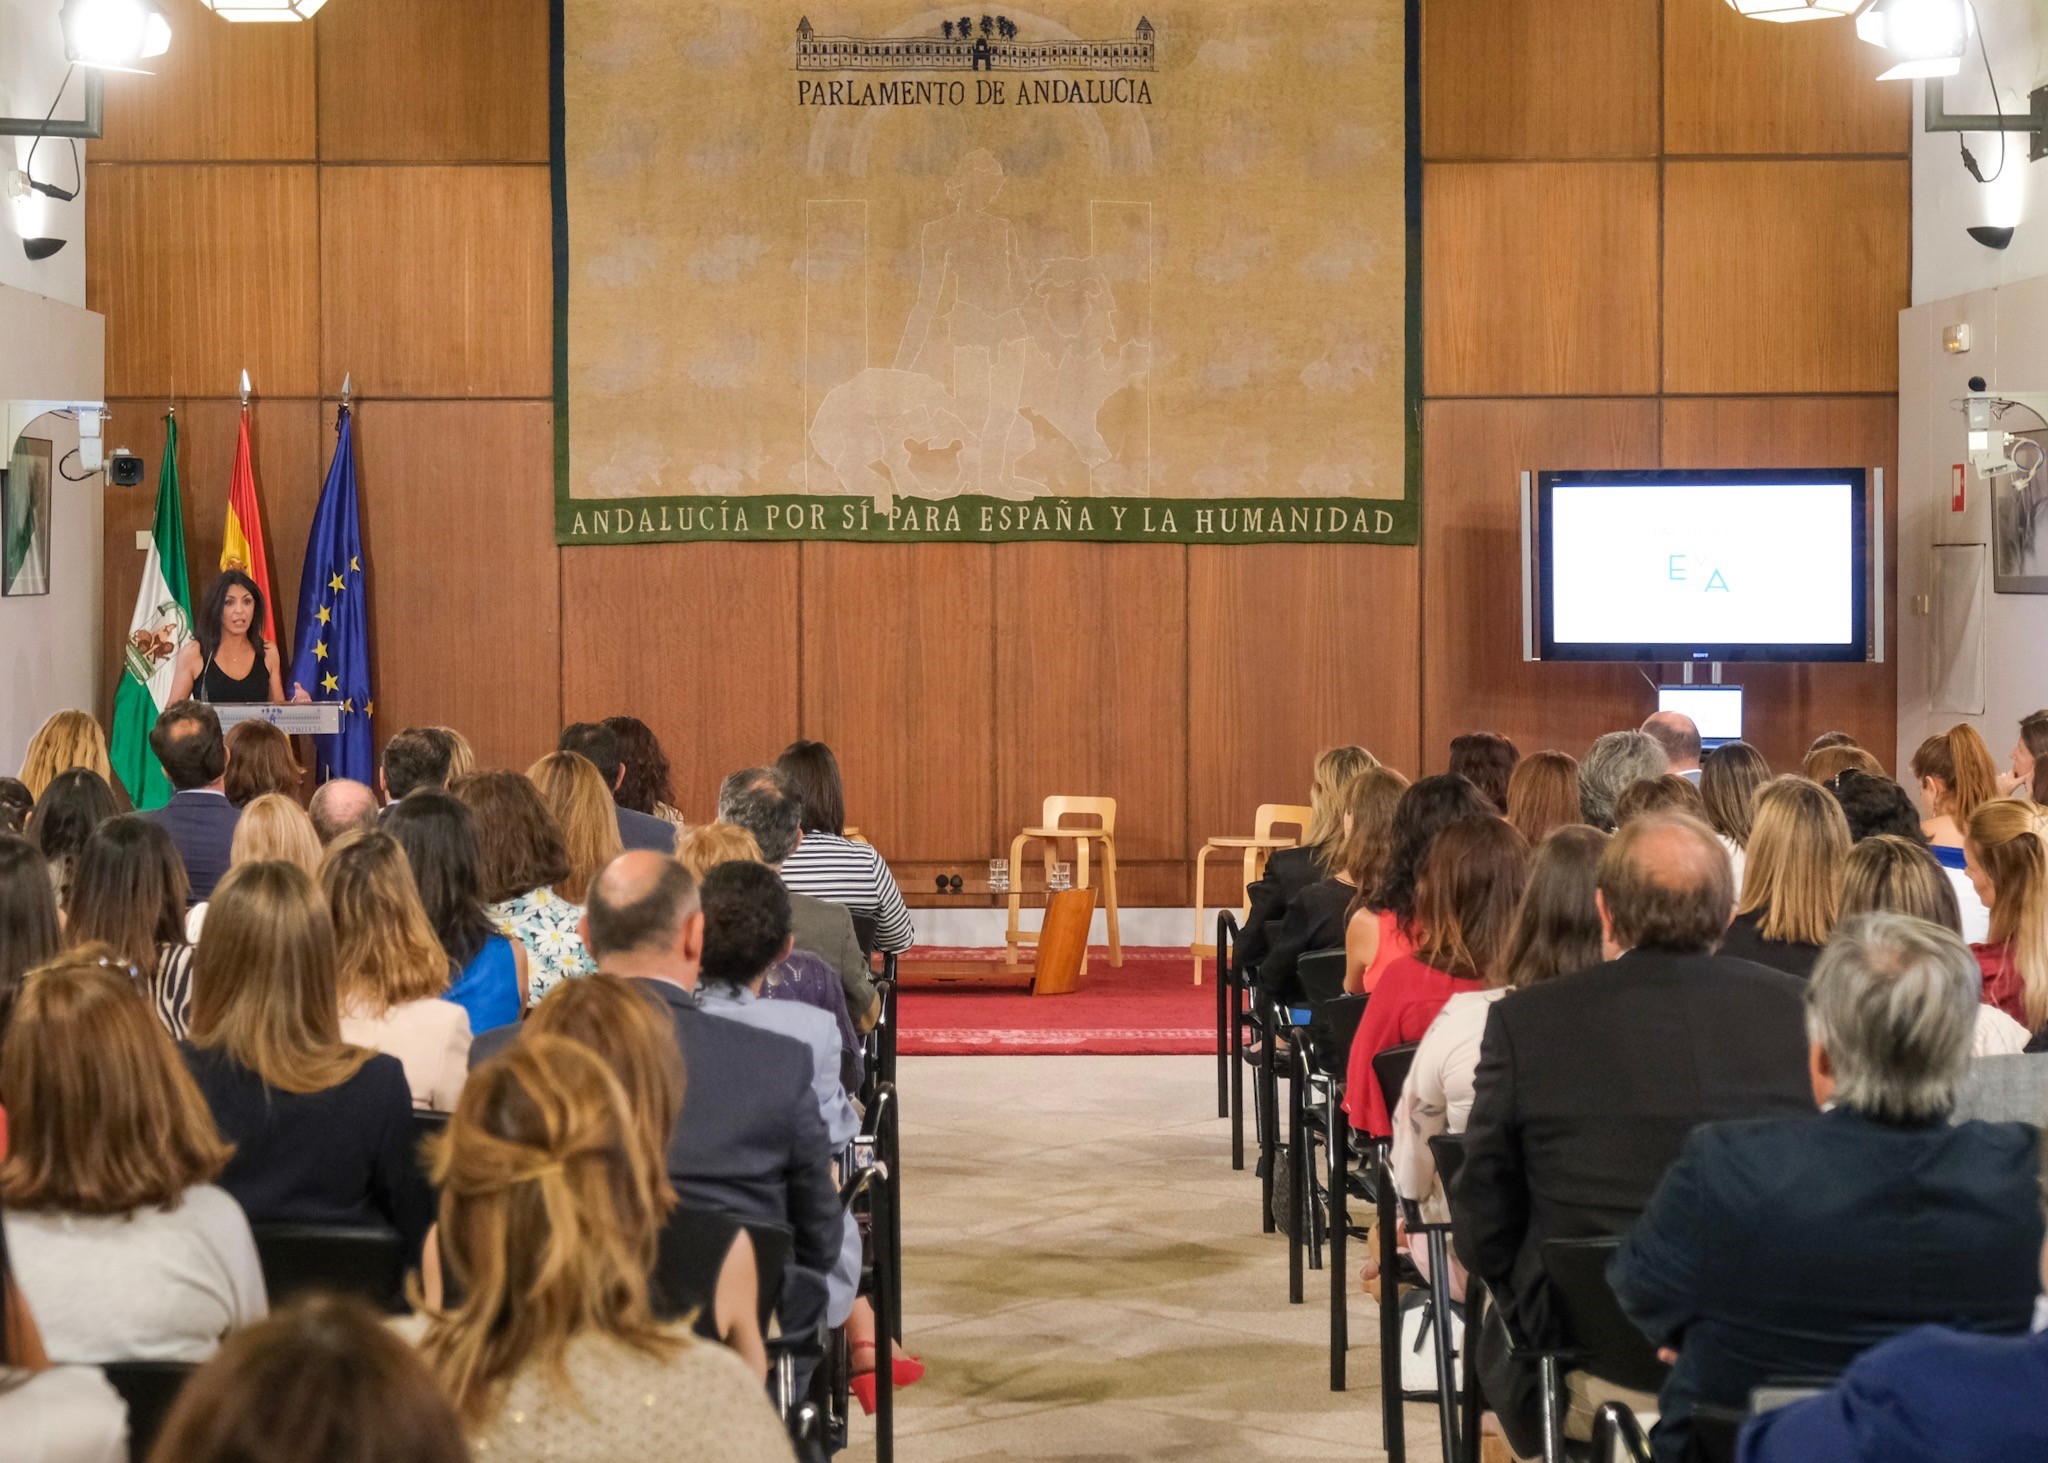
[444,935,521,1036]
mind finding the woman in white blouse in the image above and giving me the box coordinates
[0,948,266,1363]
[322,831,472,1112]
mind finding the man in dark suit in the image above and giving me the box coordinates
[1612,912,2044,1463]
[560,721,676,854]
[141,700,240,904]
[580,849,841,1332]
[1452,812,1814,1455]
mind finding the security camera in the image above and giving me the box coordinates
[107,449,144,487]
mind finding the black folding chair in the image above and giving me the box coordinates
[1428,1133,1485,1463]
[652,1208,793,1335]
[409,1108,449,1190]
[101,1360,197,1463]
[1294,948,1369,1390]
[1215,910,1237,1122]
[251,1223,408,1314]
[1372,1043,1449,1463]
[1540,1236,1670,1463]
[850,911,880,961]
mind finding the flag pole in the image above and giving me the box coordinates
[239,368,250,411]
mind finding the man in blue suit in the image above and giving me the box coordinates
[1614,913,2044,1463]
[559,721,676,854]
[142,700,240,903]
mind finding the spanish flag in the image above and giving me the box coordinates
[220,407,280,651]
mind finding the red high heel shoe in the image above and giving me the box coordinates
[849,1342,925,1415]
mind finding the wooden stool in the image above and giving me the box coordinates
[1190,803,1312,984]
[1006,796,1121,970]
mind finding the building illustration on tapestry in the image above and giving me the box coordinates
[795,15,1154,72]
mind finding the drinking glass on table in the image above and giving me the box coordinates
[989,858,1010,892]
[1048,861,1073,892]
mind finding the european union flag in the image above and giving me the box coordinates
[289,405,373,784]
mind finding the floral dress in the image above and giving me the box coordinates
[486,887,596,1006]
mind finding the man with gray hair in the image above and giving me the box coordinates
[1612,913,2045,1463]
[307,777,379,845]
[1579,728,1670,830]
[718,767,879,1030]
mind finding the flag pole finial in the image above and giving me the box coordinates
[167,376,174,418]
[340,372,352,412]
[239,369,251,409]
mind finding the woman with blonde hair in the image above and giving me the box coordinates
[1,949,264,1362]
[1505,750,1582,846]
[1965,800,2048,1034]
[1720,776,1851,979]
[413,1036,789,1461]
[1912,724,2001,861]
[675,822,764,880]
[1258,767,1406,1005]
[184,861,433,1256]
[430,727,475,782]
[1700,741,1771,894]
[186,793,325,944]
[1802,742,1885,785]
[525,752,624,905]
[64,814,194,1038]
[1234,744,1380,980]
[460,770,594,1006]
[322,831,471,1111]
[18,710,119,804]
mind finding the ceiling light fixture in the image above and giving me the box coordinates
[58,0,171,69]
[1855,0,1969,79]
[197,0,328,21]
[1724,0,1861,21]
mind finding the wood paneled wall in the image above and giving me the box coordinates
[86,0,1907,908]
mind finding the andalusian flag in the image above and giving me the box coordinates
[220,406,280,652]
[109,413,193,810]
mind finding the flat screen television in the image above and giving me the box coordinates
[1530,468,1871,663]
[1657,685,1743,749]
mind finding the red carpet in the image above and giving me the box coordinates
[895,946,1212,1055]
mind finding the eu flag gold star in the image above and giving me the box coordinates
[329,573,345,592]
[316,605,331,626]
[343,698,355,713]
[313,639,328,661]
[350,556,361,572]
[322,672,340,693]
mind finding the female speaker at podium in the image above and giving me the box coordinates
[165,569,311,706]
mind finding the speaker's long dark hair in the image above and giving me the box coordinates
[197,568,268,670]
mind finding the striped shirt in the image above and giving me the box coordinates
[781,833,915,953]
[152,943,195,1041]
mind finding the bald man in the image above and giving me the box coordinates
[1452,814,1813,1456]
[307,777,380,845]
[1641,710,1704,783]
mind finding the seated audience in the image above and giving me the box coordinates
[1614,913,2044,1463]
[776,738,914,953]
[1809,730,1859,754]
[1803,741,1886,783]
[150,1295,468,1463]
[1720,776,1851,979]
[63,815,194,1039]
[412,1036,789,1462]
[1448,732,1518,814]
[519,976,764,1375]
[187,793,325,943]
[462,768,596,1005]
[1505,749,1583,846]
[0,837,60,1043]
[558,721,677,854]
[1260,766,1408,1004]
[1578,729,1668,832]
[306,777,379,846]
[1700,741,1770,895]
[1346,814,1527,1137]
[1964,800,2048,1035]
[18,710,121,805]
[141,702,238,903]
[603,715,686,825]
[578,852,842,1341]
[1830,767,1990,941]
[386,792,527,1035]
[1838,835,2029,1056]
[426,727,474,782]
[28,768,117,908]
[1614,772,1705,825]
[0,951,264,1363]
[1640,711,1703,783]
[717,768,881,1030]
[1453,813,1814,1458]
[378,727,452,806]
[221,720,302,808]
[1233,745,1378,980]
[323,832,472,1111]
[1913,723,2000,862]
[1346,773,1488,997]
[2004,707,2048,802]
[676,821,762,879]
[0,777,34,835]
[184,862,434,1257]
[0,1204,127,1463]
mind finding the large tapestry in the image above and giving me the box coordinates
[551,2,1417,545]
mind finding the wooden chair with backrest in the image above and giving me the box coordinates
[1190,803,1313,983]
[1005,796,1121,969]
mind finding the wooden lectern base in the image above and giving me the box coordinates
[898,887,1098,996]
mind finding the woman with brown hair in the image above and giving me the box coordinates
[1256,767,1408,1005]
[184,861,433,1257]
[1721,775,1852,978]
[462,768,595,1005]
[1448,731,1519,815]
[63,814,194,1039]
[1700,741,1771,894]
[1912,723,2001,860]
[520,975,766,1378]
[1613,773,1706,826]
[186,794,325,945]
[2008,710,2048,802]
[413,1035,789,1461]
[1801,742,1885,784]
[0,837,59,1051]
[28,768,118,909]
[323,831,471,1112]
[17,711,121,805]
[1345,814,1530,1137]
[221,720,303,809]
[1965,800,2048,1034]
[603,715,685,825]
[1,949,263,1362]
[148,1295,468,1463]
[776,738,916,954]
[1505,750,1582,846]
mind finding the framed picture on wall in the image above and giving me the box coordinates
[1992,436,2048,594]
[2,436,53,597]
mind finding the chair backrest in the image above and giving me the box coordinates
[1296,948,1363,1072]
[1254,803,1313,844]
[848,911,879,959]
[1295,947,1347,1006]
[1539,1236,1670,1394]
[1952,1052,2048,1125]
[1371,1042,1419,1130]
[252,1223,408,1315]
[1427,1132,1466,1191]
[1040,795,1116,837]
[740,1219,795,1333]
[102,1360,197,1463]
[410,1108,449,1189]
[650,1208,741,1328]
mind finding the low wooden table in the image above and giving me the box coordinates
[898,883,1096,996]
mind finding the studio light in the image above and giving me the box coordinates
[197,0,328,21]
[1855,0,1969,80]
[58,0,172,69]
[1724,0,1860,22]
